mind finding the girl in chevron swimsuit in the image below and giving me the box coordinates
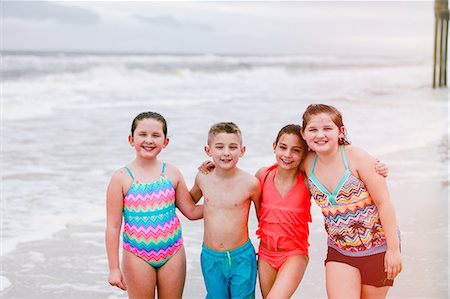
[106,112,203,299]
[301,104,402,299]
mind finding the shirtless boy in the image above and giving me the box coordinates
[190,122,261,299]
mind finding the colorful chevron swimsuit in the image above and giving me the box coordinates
[308,145,387,257]
[122,163,183,268]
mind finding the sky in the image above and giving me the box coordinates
[1,1,436,56]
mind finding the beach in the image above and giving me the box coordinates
[1,52,448,298]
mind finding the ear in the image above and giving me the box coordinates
[240,146,246,157]
[300,129,306,140]
[204,145,212,157]
[163,138,170,148]
[273,142,277,151]
[339,126,346,138]
[128,135,134,146]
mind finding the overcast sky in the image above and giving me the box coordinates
[1,1,435,56]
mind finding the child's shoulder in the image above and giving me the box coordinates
[161,162,180,174]
[161,162,184,182]
[238,168,259,185]
[344,145,377,170]
[344,145,373,160]
[255,166,269,179]
[110,166,132,184]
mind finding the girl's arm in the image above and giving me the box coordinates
[169,165,203,220]
[198,160,215,174]
[189,174,203,204]
[351,146,402,280]
[105,170,127,290]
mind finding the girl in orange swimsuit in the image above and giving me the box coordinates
[255,124,311,299]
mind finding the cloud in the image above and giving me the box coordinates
[134,15,181,28]
[134,14,212,32]
[2,1,99,25]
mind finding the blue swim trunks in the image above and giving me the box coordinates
[201,239,257,299]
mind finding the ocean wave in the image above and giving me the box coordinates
[1,51,430,81]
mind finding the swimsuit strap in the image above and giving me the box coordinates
[124,166,135,180]
[161,162,166,174]
[340,145,350,170]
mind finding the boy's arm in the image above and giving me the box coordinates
[353,147,402,281]
[105,170,127,290]
[170,166,203,220]
[250,177,262,219]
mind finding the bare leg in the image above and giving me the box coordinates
[156,245,187,299]
[326,261,361,299]
[266,254,308,299]
[361,284,390,299]
[258,258,277,298]
[122,250,157,299]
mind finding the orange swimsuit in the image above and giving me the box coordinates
[256,164,311,270]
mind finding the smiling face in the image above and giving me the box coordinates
[205,132,245,170]
[128,118,169,159]
[301,112,345,154]
[273,133,304,170]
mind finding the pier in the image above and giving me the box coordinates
[433,0,449,88]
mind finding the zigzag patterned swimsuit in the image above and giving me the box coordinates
[122,163,183,268]
[309,145,387,257]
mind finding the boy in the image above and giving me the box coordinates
[190,122,261,299]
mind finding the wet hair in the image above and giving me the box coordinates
[131,111,167,137]
[301,104,350,145]
[207,122,242,145]
[274,124,308,158]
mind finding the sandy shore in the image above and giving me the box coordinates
[1,141,448,299]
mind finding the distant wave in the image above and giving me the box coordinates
[1,51,430,81]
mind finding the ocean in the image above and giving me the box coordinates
[1,51,448,298]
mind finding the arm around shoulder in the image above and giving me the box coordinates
[249,175,261,216]
[167,164,204,221]
[190,172,204,203]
